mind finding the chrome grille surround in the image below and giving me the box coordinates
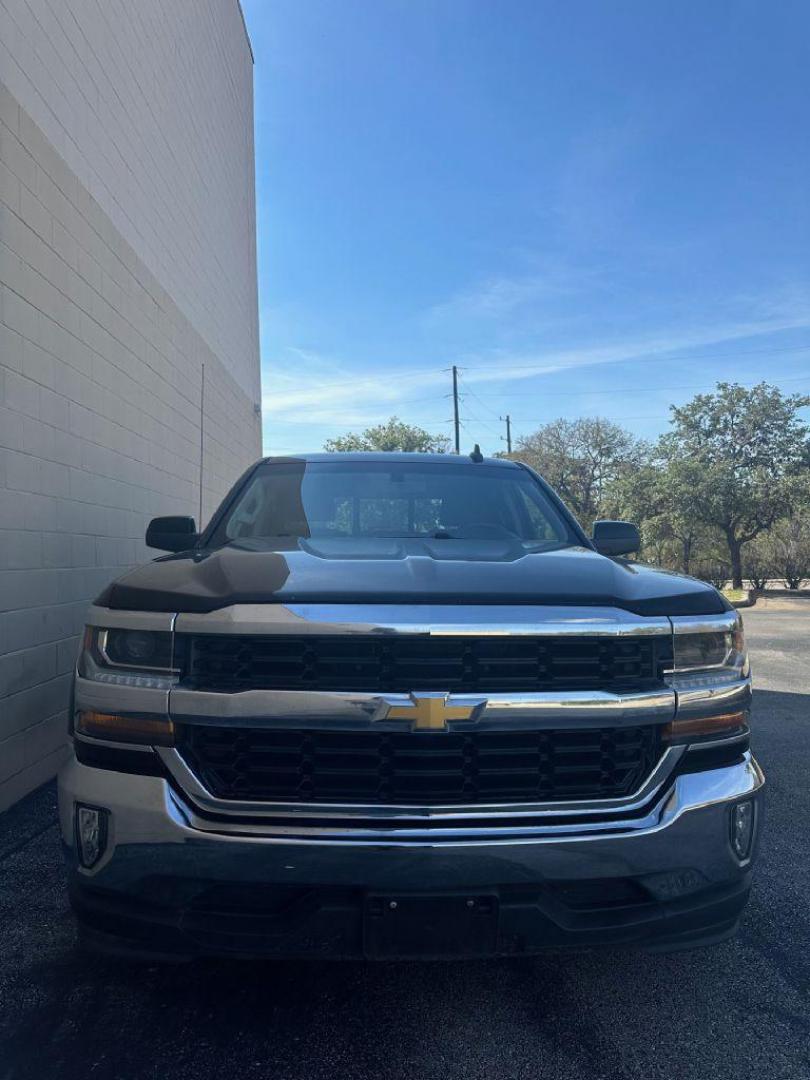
[77,604,749,835]
[163,604,678,822]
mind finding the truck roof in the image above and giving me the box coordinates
[259,452,520,467]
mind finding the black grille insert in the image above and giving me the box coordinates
[179,634,664,694]
[177,724,662,805]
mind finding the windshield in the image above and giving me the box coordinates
[206,460,576,547]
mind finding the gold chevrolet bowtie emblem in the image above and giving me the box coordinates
[383,692,485,731]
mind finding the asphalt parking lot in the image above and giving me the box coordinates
[1,600,808,1080]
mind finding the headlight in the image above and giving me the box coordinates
[78,627,177,688]
[100,628,173,670]
[663,614,750,744]
[667,619,748,690]
[75,624,176,745]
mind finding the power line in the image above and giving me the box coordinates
[451,369,503,441]
[263,344,809,402]
[460,410,502,439]
[264,375,808,437]
[458,372,517,449]
[459,381,503,420]
[452,368,514,447]
[507,412,673,423]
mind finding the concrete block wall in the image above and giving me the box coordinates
[0,4,261,810]
[0,0,259,401]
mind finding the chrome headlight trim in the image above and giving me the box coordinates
[96,628,174,674]
[78,609,178,689]
[84,606,176,633]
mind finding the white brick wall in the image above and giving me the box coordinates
[0,3,261,809]
[0,0,259,401]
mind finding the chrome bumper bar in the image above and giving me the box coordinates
[59,754,763,883]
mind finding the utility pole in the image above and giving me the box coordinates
[500,414,512,454]
[199,362,205,525]
[452,365,460,453]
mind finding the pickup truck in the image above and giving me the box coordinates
[59,451,762,960]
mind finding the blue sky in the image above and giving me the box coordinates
[241,0,810,455]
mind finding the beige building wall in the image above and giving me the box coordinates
[0,1,262,810]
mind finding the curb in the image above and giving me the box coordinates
[731,590,756,609]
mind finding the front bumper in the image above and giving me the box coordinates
[58,752,764,959]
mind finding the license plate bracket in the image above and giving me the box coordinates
[363,892,499,959]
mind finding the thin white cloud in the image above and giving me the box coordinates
[262,307,810,431]
[424,272,579,324]
[422,258,613,328]
[263,350,447,416]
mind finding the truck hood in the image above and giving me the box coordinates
[96,537,729,617]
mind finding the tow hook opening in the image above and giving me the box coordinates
[75,804,110,869]
[730,799,755,861]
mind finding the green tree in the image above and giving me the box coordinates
[510,417,647,530]
[658,382,810,589]
[324,416,450,454]
[747,512,810,589]
[601,460,664,552]
[603,460,708,575]
[742,536,773,591]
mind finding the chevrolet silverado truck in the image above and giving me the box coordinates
[59,452,762,960]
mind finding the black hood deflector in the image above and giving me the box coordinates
[95,538,729,617]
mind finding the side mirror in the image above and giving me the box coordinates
[592,520,640,557]
[145,515,199,552]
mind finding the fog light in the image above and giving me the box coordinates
[76,805,109,868]
[730,800,755,860]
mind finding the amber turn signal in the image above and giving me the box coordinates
[662,711,746,742]
[75,710,174,746]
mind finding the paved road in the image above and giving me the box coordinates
[1,602,808,1080]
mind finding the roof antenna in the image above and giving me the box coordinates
[469,443,484,463]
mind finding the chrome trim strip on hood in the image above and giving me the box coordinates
[173,603,672,637]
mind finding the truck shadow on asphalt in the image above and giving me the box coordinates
[0,688,807,1080]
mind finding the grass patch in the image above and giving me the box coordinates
[723,588,748,602]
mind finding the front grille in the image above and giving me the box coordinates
[178,634,664,694]
[177,724,662,805]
